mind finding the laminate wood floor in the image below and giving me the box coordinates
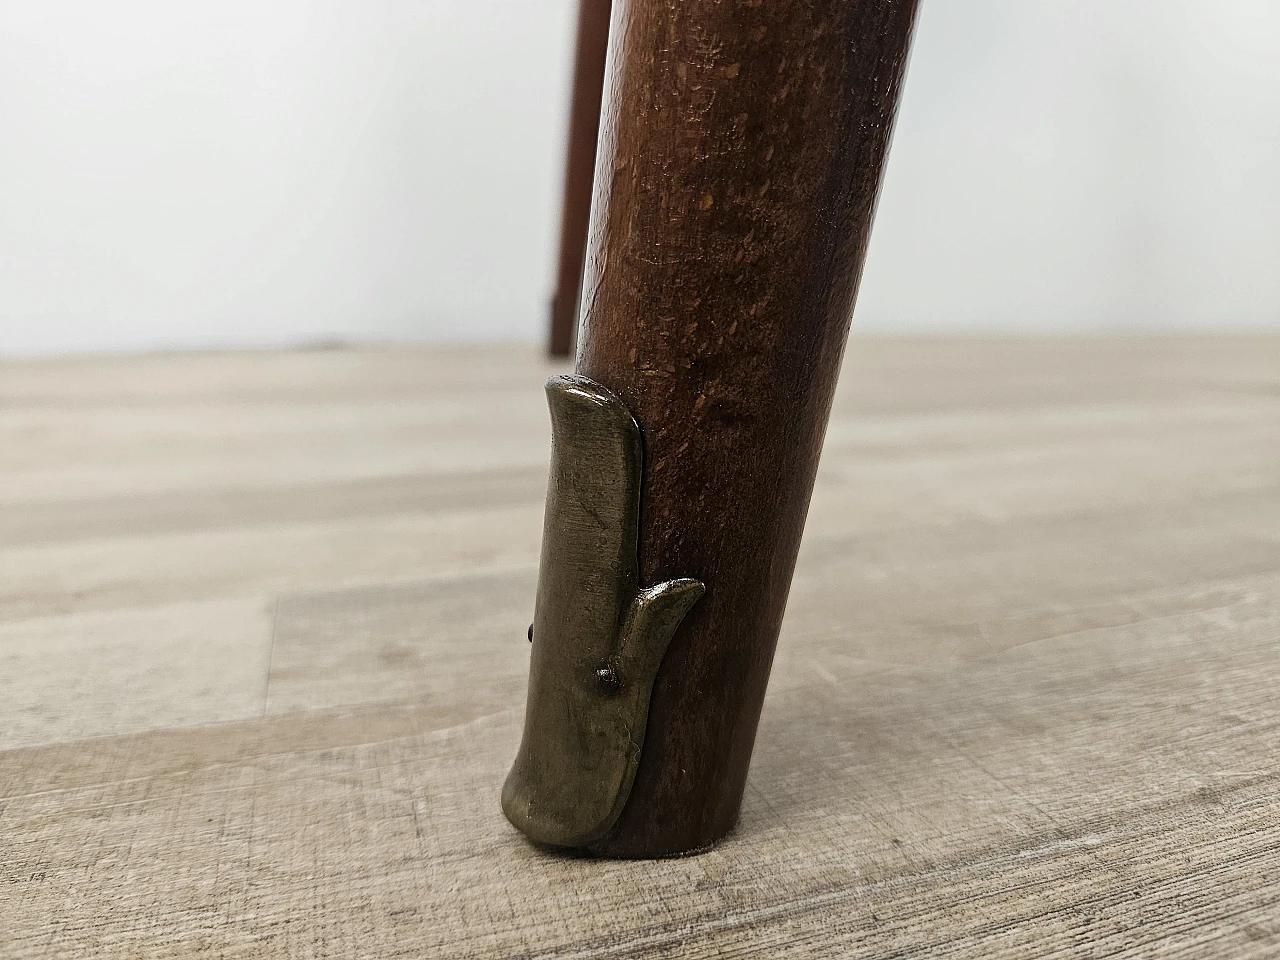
[2,337,1278,958]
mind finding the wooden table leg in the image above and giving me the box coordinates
[547,0,613,358]
[512,0,919,857]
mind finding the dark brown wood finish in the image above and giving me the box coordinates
[577,0,919,856]
[548,0,613,358]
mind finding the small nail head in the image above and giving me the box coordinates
[594,665,621,696]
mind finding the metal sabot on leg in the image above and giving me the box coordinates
[502,375,705,849]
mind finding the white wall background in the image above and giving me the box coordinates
[1,0,1277,355]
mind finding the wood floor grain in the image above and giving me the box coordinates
[1,338,1277,958]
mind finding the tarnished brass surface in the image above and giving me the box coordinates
[502,376,704,849]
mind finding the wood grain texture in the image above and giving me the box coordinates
[1,337,1279,957]
[576,0,919,854]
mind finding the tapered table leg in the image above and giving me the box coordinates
[513,0,919,857]
[547,0,613,358]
